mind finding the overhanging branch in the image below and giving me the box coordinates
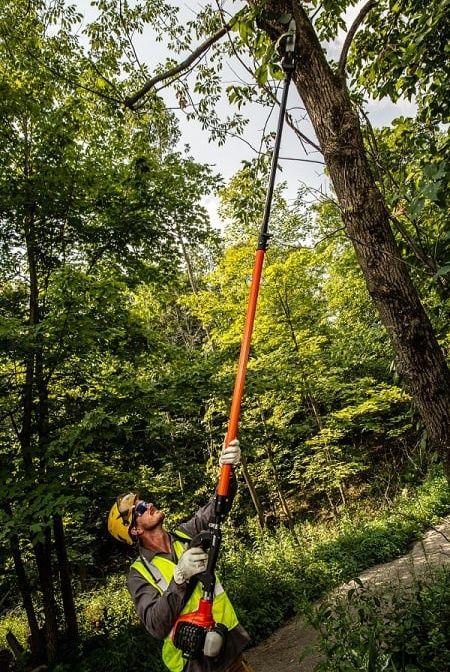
[338,0,378,79]
[124,24,230,108]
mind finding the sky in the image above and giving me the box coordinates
[75,0,416,228]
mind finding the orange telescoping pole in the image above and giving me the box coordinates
[171,22,296,659]
[217,248,265,496]
[216,50,295,504]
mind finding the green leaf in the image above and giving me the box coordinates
[435,264,450,277]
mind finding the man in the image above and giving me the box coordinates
[108,439,253,672]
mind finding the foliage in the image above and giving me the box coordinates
[220,471,450,642]
[2,472,449,667]
[0,1,449,667]
[362,117,450,298]
[76,576,165,672]
[310,565,450,671]
[349,0,450,123]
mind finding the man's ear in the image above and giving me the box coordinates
[130,525,142,541]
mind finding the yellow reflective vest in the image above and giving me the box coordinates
[131,529,239,672]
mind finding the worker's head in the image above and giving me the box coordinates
[108,493,165,544]
[108,492,138,544]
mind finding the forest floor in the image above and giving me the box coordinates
[245,515,450,672]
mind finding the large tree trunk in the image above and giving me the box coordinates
[257,1,450,473]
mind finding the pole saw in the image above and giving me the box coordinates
[172,19,296,661]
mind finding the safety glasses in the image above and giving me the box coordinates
[134,500,148,517]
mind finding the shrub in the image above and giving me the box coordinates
[0,611,29,649]
[76,575,164,672]
[309,566,450,671]
[0,472,448,668]
[221,471,450,642]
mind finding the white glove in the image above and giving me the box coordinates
[219,438,241,467]
[173,547,208,585]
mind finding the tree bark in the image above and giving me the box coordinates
[53,514,79,644]
[258,404,294,526]
[21,129,60,663]
[257,1,450,474]
[240,454,266,529]
[4,503,43,661]
[33,532,59,663]
[275,287,323,429]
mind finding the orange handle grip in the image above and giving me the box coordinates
[217,249,266,496]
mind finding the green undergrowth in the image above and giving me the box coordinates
[308,565,450,671]
[74,575,165,672]
[0,471,449,671]
[220,470,450,642]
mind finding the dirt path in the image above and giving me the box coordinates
[245,516,450,672]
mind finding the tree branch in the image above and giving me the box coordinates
[214,1,322,154]
[124,24,230,109]
[338,0,378,79]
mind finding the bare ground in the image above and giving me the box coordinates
[245,516,450,672]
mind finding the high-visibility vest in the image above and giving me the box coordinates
[131,529,239,672]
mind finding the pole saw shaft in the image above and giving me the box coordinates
[217,248,265,496]
[217,49,295,501]
[172,20,296,660]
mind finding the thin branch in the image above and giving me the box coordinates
[338,0,378,79]
[227,130,267,156]
[285,109,321,152]
[279,156,325,165]
[359,107,442,277]
[389,214,438,275]
[258,85,279,156]
[215,0,322,154]
[119,0,145,74]
[125,23,230,109]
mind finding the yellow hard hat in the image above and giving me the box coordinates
[108,492,138,545]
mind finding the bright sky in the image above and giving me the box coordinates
[75,0,416,227]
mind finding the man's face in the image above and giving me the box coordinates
[132,501,165,535]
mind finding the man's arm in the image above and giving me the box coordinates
[177,439,241,537]
[128,569,187,640]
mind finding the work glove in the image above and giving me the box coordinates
[173,547,208,585]
[219,438,241,467]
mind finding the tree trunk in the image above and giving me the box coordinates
[33,532,59,663]
[258,2,450,474]
[5,504,43,661]
[240,454,266,529]
[275,288,323,429]
[21,128,60,663]
[53,514,79,643]
[258,404,295,526]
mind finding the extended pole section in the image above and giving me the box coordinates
[216,22,296,512]
[172,23,297,657]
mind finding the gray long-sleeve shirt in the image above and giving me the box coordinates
[127,485,250,672]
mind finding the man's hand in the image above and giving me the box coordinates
[219,438,241,467]
[173,547,208,585]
